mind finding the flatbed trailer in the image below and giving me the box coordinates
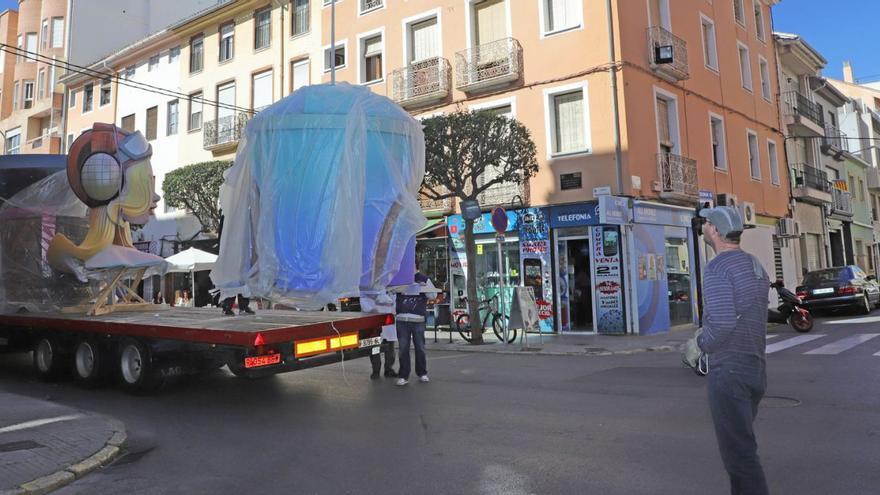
[0,307,391,392]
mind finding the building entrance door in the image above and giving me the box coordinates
[556,233,593,332]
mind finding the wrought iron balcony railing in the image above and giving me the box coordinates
[477,181,524,208]
[418,194,452,212]
[203,113,249,151]
[782,91,825,128]
[392,57,451,108]
[831,187,853,216]
[455,38,522,92]
[360,0,382,13]
[823,124,848,152]
[792,164,830,192]
[657,152,698,200]
[647,26,689,80]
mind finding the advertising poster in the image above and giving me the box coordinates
[517,208,554,333]
[592,226,625,334]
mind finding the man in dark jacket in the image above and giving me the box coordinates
[394,272,437,386]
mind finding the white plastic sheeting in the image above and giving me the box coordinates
[211,83,426,308]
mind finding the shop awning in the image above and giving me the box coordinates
[416,217,446,237]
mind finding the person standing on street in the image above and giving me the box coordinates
[696,206,770,495]
[361,291,398,379]
[394,272,438,386]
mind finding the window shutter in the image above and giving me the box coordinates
[475,0,506,45]
[411,18,438,62]
[146,107,158,140]
[555,91,584,153]
[252,71,273,111]
[293,60,310,91]
[656,98,671,144]
[217,83,236,120]
[364,36,382,57]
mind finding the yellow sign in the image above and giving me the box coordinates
[477,244,483,255]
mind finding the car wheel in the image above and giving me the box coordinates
[859,294,871,315]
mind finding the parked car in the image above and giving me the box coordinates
[796,266,880,314]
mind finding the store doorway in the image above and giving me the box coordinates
[556,232,593,332]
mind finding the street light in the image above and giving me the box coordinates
[834,145,879,162]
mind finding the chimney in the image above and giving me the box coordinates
[843,61,855,83]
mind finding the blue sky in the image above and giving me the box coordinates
[0,0,876,82]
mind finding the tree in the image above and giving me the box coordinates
[163,160,233,235]
[421,111,539,344]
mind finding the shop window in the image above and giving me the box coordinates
[665,237,692,326]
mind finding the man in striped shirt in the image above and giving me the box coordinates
[697,206,770,495]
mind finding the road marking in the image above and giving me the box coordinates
[765,334,825,354]
[826,316,880,325]
[0,414,84,434]
[805,334,880,355]
[766,335,779,340]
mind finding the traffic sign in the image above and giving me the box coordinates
[490,207,508,232]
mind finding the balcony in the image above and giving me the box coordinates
[830,187,854,219]
[782,91,825,136]
[821,123,848,159]
[455,38,522,93]
[477,181,525,208]
[791,163,832,205]
[867,167,880,192]
[360,0,382,13]
[24,135,61,154]
[418,194,452,213]
[656,153,698,204]
[647,26,689,82]
[392,57,451,109]
[203,113,249,153]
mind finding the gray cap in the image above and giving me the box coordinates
[699,206,744,238]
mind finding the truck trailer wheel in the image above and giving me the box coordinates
[74,339,108,387]
[33,337,68,381]
[117,338,164,394]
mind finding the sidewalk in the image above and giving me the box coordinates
[0,393,126,495]
[425,324,697,356]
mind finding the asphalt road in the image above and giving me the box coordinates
[1,316,879,495]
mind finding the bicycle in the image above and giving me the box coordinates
[455,295,517,343]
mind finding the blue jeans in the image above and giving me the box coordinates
[707,362,769,495]
[396,320,427,380]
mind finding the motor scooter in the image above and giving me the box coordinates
[768,280,813,332]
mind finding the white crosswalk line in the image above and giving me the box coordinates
[805,334,880,355]
[765,335,779,340]
[765,334,825,354]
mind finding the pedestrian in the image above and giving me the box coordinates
[394,272,439,386]
[361,291,398,380]
[692,205,770,494]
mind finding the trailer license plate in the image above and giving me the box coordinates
[359,336,382,348]
[813,288,834,295]
[244,353,281,369]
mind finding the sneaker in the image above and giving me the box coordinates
[223,308,235,316]
[384,370,398,378]
[240,308,255,315]
[418,375,430,383]
[370,372,380,380]
[395,378,409,386]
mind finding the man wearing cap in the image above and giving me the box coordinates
[394,271,438,386]
[695,206,770,494]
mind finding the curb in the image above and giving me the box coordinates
[430,343,683,357]
[7,418,127,495]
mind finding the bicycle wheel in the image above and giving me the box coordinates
[492,315,516,343]
[456,314,473,342]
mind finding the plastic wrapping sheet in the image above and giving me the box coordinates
[211,83,426,308]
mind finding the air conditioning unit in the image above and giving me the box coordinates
[739,202,757,227]
[776,218,800,238]
[717,193,738,207]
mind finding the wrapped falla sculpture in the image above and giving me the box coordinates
[210,83,426,309]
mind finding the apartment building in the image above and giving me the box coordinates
[0,10,18,121]
[0,0,66,155]
[320,0,791,334]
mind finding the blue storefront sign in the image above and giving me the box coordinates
[548,202,599,228]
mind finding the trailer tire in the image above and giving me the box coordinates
[73,339,108,387]
[33,337,68,381]
[117,338,164,394]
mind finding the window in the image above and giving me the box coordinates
[324,42,347,71]
[291,59,310,92]
[254,7,271,50]
[0,50,4,69]
[148,55,159,72]
[66,133,73,151]
[167,100,179,135]
[747,131,760,179]
[408,16,439,63]
[190,34,204,73]
[219,23,235,62]
[12,81,18,109]
[738,42,752,91]
[655,94,678,154]
[292,0,310,36]
[754,4,766,41]
[758,56,771,101]
[16,35,21,63]
[51,18,64,48]
[83,83,93,112]
[145,106,158,140]
[710,114,726,170]
[124,66,135,79]
[733,0,746,26]
[767,140,779,185]
[23,81,34,109]
[360,34,383,83]
[252,70,273,111]
[700,15,718,71]
[188,92,203,131]
[5,129,21,155]
[25,33,37,59]
[216,82,236,132]
[169,46,180,64]
[542,0,582,34]
[121,114,135,132]
[41,20,48,50]
[37,69,45,99]
[859,178,866,201]
[68,88,75,108]
[545,83,590,157]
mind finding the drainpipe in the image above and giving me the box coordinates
[280,2,286,97]
[606,0,623,195]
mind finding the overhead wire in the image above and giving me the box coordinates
[0,43,254,114]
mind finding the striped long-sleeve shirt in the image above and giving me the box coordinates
[697,249,769,367]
